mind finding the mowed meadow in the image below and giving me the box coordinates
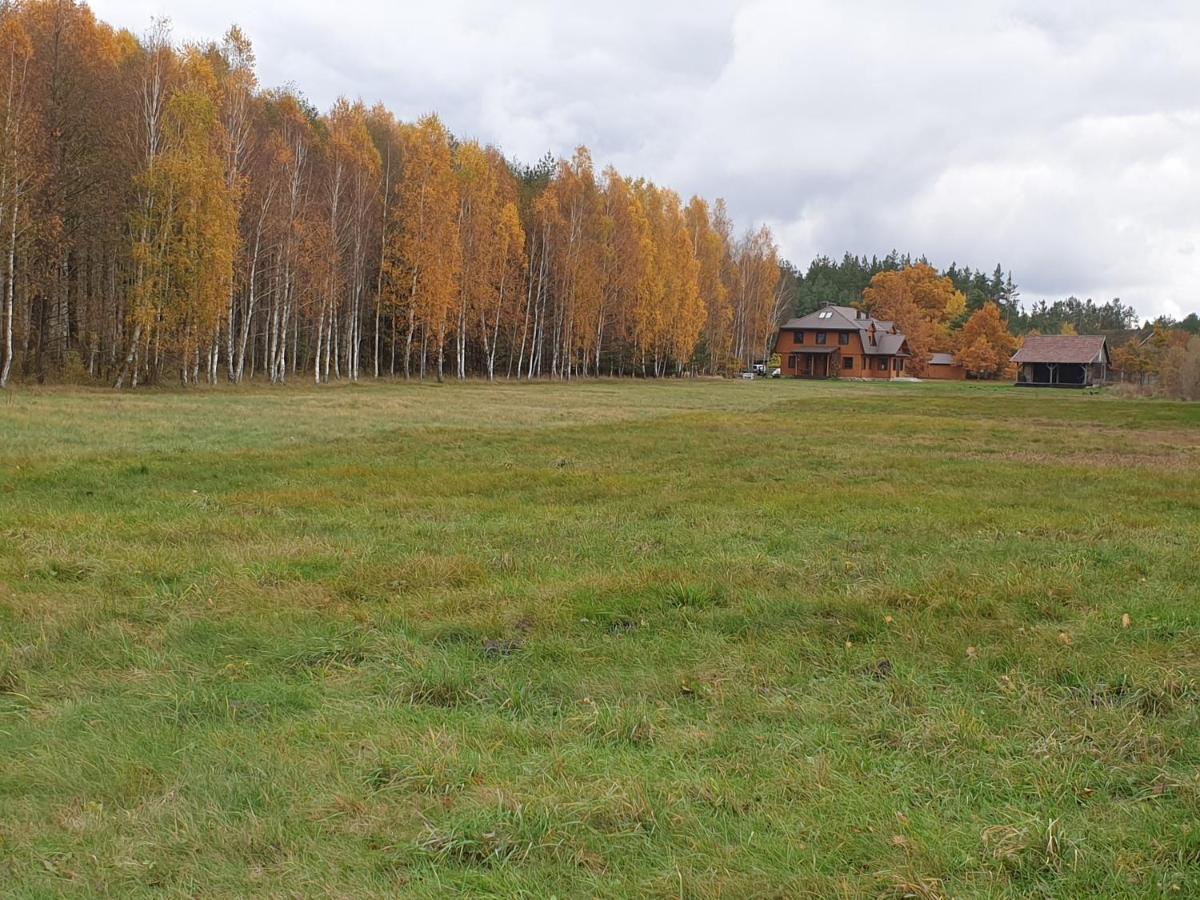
[1,380,1199,898]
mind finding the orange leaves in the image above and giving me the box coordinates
[0,1,788,385]
[685,197,734,373]
[539,148,606,365]
[132,49,239,358]
[390,114,461,360]
[454,141,525,376]
[863,264,967,375]
[955,302,1018,378]
[629,181,705,369]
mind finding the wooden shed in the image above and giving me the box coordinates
[924,352,966,380]
[1012,335,1110,388]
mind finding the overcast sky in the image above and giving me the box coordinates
[89,0,1199,321]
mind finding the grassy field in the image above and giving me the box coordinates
[1,379,1199,898]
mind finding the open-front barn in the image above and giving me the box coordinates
[1013,335,1111,387]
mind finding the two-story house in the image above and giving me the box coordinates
[773,305,912,379]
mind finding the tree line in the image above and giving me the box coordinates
[0,3,787,388]
[787,252,1164,338]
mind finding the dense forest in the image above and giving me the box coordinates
[0,2,787,388]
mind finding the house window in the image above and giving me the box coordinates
[878,358,888,371]
[843,357,854,370]
[794,331,804,344]
[893,358,900,371]
[815,332,827,345]
[862,356,868,370]
[898,359,905,372]
[839,332,850,346]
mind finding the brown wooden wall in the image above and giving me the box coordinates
[776,328,902,379]
[923,363,966,380]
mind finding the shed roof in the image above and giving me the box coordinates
[1011,335,1109,365]
[929,352,957,366]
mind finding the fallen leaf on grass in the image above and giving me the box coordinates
[1121,613,1132,629]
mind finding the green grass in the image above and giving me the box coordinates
[1,378,1198,897]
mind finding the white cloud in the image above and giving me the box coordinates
[87,0,1200,320]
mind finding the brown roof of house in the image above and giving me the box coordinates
[1011,335,1109,365]
[778,304,910,356]
[786,346,838,355]
[929,352,957,366]
[781,305,867,331]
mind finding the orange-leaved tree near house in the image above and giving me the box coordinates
[955,302,1017,378]
[862,263,966,375]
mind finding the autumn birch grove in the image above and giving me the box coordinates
[0,2,783,388]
